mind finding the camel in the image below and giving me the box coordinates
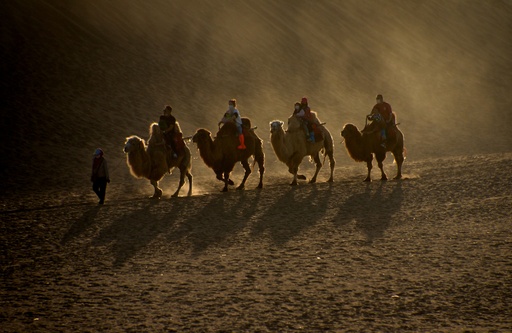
[341,118,405,182]
[124,122,193,198]
[192,119,265,192]
[270,112,335,185]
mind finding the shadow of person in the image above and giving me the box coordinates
[91,199,179,267]
[61,205,101,244]
[334,181,403,244]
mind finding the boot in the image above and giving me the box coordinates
[309,132,315,143]
[237,134,246,150]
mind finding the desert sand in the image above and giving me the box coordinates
[2,1,512,331]
[2,153,511,331]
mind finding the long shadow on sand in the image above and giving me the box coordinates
[333,181,403,244]
[250,182,333,246]
[90,199,185,267]
[61,205,101,244]
[166,188,263,254]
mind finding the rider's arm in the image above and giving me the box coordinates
[219,112,230,125]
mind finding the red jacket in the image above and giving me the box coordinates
[372,102,392,122]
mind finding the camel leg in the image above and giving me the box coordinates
[327,152,335,182]
[186,171,193,196]
[291,172,298,186]
[376,152,388,181]
[237,160,252,190]
[393,150,404,180]
[150,180,162,199]
[171,169,186,198]
[309,153,322,184]
[364,156,373,182]
[256,152,265,189]
[222,172,230,192]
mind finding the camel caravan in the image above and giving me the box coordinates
[124,95,405,198]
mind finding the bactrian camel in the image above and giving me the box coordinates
[341,118,405,181]
[270,112,335,185]
[124,122,192,198]
[192,119,264,192]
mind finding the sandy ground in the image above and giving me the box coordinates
[1,152,511,332]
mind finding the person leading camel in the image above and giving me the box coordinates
[369,94,395,148]
[91,148,110,205]
[218,99,246,149]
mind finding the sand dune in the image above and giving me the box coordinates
[2,1,512,331]
[1,153,511,331]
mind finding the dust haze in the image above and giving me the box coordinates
[2,0,511,192]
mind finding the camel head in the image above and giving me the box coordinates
[124,136,145,153]
[341,124,361,140]
[192,128,212,144]
[270,121,284,134]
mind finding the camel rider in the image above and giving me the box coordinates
[296,97,315,142]
[159,105,185,157]
[369,94,394,148]
[218,99,246,150]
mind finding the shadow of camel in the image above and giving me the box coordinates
[167,189,263,254]
[333,181,403,244]
[250,182,333,246]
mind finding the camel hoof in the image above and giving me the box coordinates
[364,178,371,182]
[256,184,263,189]
[328,178,334,183]
[309,179,317,184]
[171,193,179,198]
[394,175,402,180]
[381,176,388,181]
[236,185,244,190]
[297,175,307,180]
[290,181,298,186]
[228,179,235,186]
[222,187,228,192]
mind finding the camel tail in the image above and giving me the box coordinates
[322,148,327,165]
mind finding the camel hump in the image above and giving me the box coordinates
[218,121,238,136]
[241,117,252,129]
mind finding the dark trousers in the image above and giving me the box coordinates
[92,177,107,203]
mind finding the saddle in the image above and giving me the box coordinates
[386,124,397,142]
[312,123,324,142]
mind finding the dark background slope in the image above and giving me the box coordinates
[2,0,511,192]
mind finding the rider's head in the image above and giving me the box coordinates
[301,97,308,106]
[294,102,301,111]
[376,94,383,104]
[228,99,237,110]
[163,105,173,115]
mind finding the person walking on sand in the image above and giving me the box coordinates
[91,148,110,205]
